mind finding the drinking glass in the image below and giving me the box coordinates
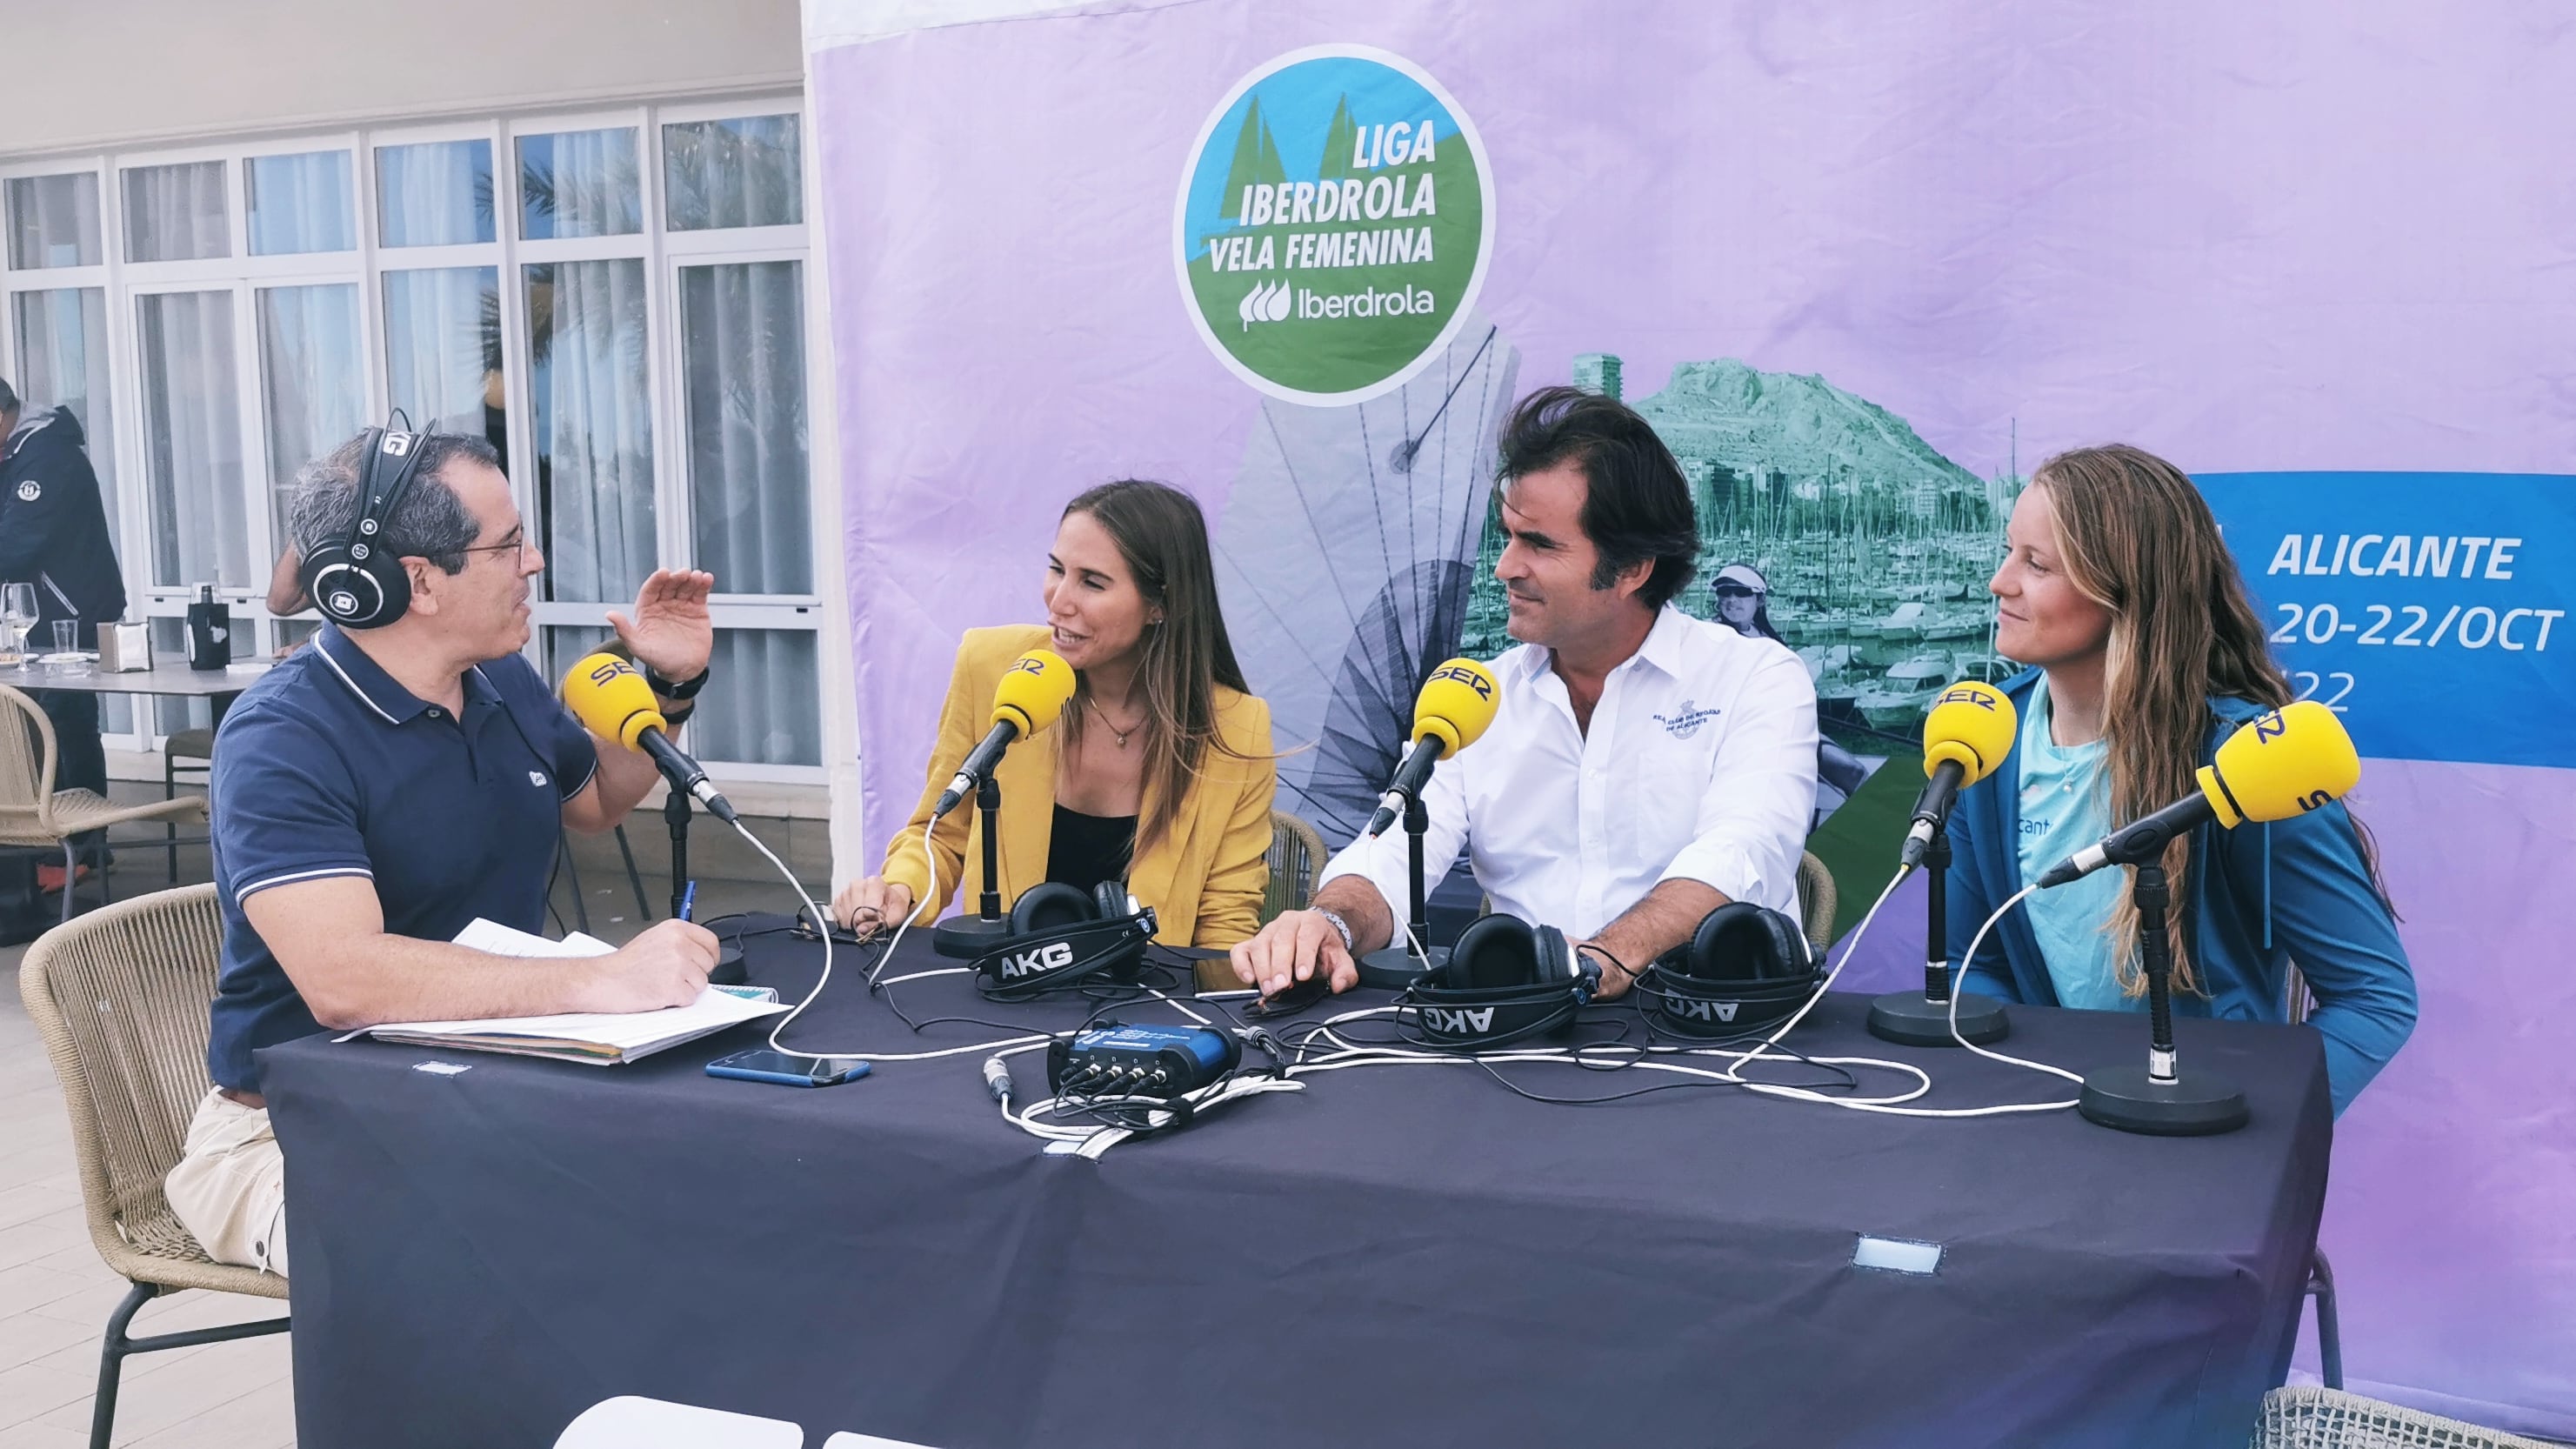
[50,618,90,675]
[0,583,35,669]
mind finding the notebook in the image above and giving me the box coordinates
[351,918,787,1065]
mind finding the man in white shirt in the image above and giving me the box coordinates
[1230,386,1819,998]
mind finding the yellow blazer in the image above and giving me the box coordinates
[881,624,1278,948]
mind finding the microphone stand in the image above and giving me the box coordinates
[663,781,742,984]
[1355,791,1449,989]
[2076,860,2248,1135]
[1866,825,2010,1045]
[931,773,1013,958]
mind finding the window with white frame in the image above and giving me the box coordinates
[1,97,824,778]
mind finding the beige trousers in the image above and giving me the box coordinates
[163,1087,290,1278]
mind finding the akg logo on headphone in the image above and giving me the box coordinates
[1666,996,1739,1024]
[379,432,413,457]
[999,940,1077,979]
[327,591,357,616]
[1418,1005,1496,1034]
[1428,663,1492,699]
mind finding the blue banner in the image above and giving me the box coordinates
[2199,472,2576,769]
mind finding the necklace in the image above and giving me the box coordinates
[1087,695,1144,749]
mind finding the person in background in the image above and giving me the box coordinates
[832,479,1277,948]
[0,376,125,890]
[1710,561,1868,805]
[1947,444,2415,1115]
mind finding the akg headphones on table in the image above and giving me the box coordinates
[1401,913,1602,1052]
[966,880,1159,1001]
[1633,903,1821,1039]
[301,423,434,629]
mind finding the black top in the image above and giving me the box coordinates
[1046,804,1136,896]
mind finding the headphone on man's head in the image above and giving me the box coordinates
[302,424,433,630]
[1401,913,1601,1052]
[1632,903,1820,1038]
[965,880,1158,1000]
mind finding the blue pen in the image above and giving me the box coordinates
[677,880,697,922]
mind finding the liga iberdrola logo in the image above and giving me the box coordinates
[1175,45,1494,406]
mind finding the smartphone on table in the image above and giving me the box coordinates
[705,1049,871,1087]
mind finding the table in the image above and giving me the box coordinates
[261,920,2332,1449]
[1,656,270,711]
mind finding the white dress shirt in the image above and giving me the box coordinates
[1320,605,1819,938]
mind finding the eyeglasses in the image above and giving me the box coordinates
[458,531,531,568]
[1712,584,1763,598]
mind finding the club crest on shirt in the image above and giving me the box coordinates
[1652,700,1723,739]
[12,479,37,503]
[528,770,549,788]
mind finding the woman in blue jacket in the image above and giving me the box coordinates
[1947,444,2415,1116]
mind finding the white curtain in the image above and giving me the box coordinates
[123,163,229,263]
[695,630,822,766]
[137,290,249,590]
[383,267,498,439]
[376,140,492,248]
[6,173,102,268]
[531,258,654,603]
[247,151,354,255]
[258,284,364,540]
[681,262,808,594]
[522,129,640,239]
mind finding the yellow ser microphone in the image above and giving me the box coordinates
[1900,681,2019,866]
[1365,658,1504,838]
[563,651,737,823]
[932,648,1077,818]
[2037,700,2361,887]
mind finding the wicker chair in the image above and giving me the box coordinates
[2252,1386,2558,1449]
[2,684,208,923]
[17,883,291,1449]
[1794,850,1838,958]
[1262,810,1326,923]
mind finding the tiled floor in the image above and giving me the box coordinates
[1,782,830,1446]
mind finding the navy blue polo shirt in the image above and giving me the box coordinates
[205,624,599,1091]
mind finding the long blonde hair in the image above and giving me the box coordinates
[2032,446,2292,994]
[1054,480,1252,861]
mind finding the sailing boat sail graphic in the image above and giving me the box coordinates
[1212,311,1520,846]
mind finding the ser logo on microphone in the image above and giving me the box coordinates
[1418,1005,1496,1035]
[999,940,1076,980]
[1934,685,1999,711]
[1426,662,1493,700]
[587,658,637,688]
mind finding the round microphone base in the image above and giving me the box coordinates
[1356,943,1446,992]
[1865,989,2010,1046]
[2078,1065,2250,1137]
[709,942,745,987]
[931,914,1012,960]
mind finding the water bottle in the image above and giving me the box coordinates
[186,584,231,671]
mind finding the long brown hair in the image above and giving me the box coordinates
[1056,479,1252,860]
[2033,444,2387,994]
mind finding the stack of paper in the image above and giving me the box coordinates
[353,918,787,1065]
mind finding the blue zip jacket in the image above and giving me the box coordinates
[1947,669,2416,1116]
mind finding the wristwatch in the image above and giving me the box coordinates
[1312,908,1355,956]
[644,662,710,701]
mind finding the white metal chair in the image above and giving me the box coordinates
[2251,1386,2557,1448]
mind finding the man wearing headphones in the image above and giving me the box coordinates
[164,427,722,1277]
[1231,387,1819,998]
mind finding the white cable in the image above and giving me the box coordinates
[1945,884,2085,1090]
[765,818,1048,1063]
[1717,864,1911,1085]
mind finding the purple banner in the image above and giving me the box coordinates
[813,2,2576,1432]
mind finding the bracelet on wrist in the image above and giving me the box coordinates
[644,662,710,701]
[660,701,697,729]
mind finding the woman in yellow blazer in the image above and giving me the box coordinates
[833,479,1277,948]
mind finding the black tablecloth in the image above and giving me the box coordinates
[262,918,2332,1449]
